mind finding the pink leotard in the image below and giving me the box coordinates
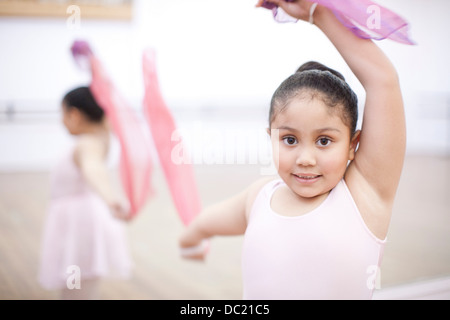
[242,179,385,300]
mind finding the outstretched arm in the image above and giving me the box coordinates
[179,177,274,259]
[178,187,249,259]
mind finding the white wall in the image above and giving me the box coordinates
[1,0,449,171]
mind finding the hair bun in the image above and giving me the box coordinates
[296,61,346,81]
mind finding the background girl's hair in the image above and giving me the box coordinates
[270,61,358,134]
[62,86,105,123]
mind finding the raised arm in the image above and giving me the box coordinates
[311,5,406,203]
[259,0,406,200]
[258,0,406,238]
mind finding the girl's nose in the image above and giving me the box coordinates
[295,147,316,167]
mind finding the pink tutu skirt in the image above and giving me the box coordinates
[38,190,132,290]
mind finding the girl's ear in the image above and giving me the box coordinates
[266,128,271,136]
[349,130,361,160]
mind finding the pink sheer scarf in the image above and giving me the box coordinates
[71,41,154,219]
[142,49,202,226]
[261,0,414,45]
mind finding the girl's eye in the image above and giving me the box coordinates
[282,136,298,145]
[317,137,331,147]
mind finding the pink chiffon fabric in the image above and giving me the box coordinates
[261,0,414,45]
[71,41,154,219]
[142,49,202,226]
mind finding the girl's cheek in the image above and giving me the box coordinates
[321,152,348,175]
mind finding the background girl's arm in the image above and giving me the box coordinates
[74,136,128,219]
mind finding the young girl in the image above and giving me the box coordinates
[179,0,406,300]
[39,86,132,300]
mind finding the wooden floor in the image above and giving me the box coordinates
[0,155,449,300]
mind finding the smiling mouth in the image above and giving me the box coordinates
[292,174,321,180]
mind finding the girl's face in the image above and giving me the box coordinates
[269,96,359,199]
[62,103,81,135]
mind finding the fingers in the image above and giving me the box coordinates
[180,239,209,260]
[256,0,281,8]
[109,202,132,221]
[112,209,129,221]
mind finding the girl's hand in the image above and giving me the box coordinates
[108,200,131,221]
[256,0,315,22]
[179,235,209,261]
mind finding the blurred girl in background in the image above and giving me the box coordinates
[38,86,132,300]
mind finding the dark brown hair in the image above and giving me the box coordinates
[62,86,104,123]
[269,61,358,134]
